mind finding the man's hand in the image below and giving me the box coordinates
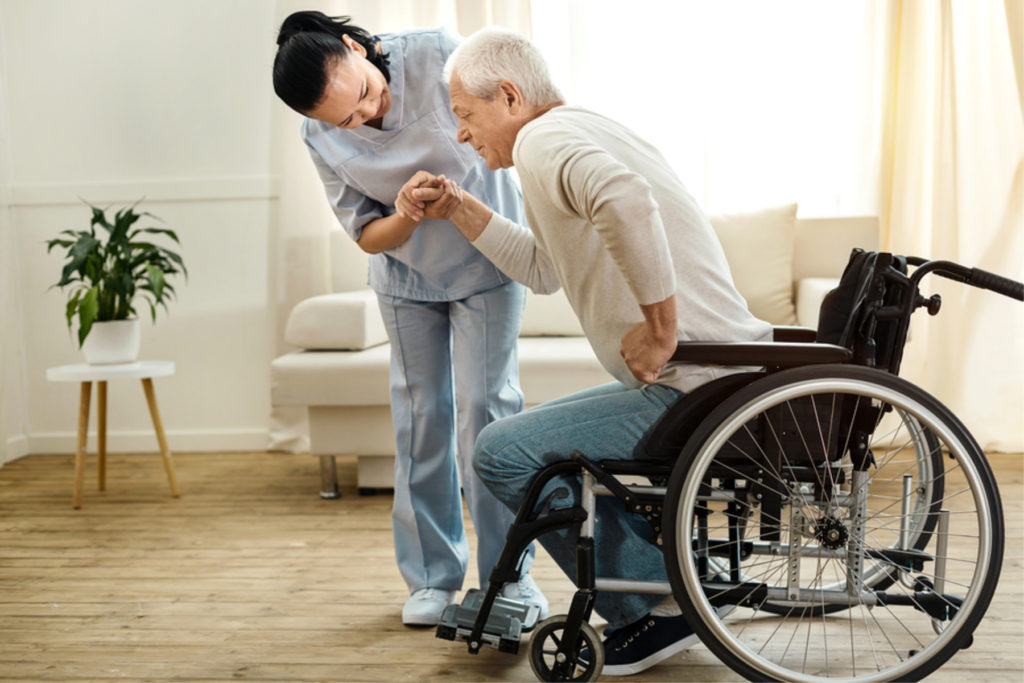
[620,297,678,384]
[396,171,463,221]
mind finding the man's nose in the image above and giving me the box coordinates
[456,123,469,144]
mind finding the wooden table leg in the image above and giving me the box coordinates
[141,378,180,497]
[73,382,92,509]
[97,380,107,491]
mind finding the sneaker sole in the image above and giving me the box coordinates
[402,614,442,626]
[600,605,735,676]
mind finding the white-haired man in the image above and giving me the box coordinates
[397,27,771,676]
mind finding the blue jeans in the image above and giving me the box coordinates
[378,281,534,593]
[473,381,683,628]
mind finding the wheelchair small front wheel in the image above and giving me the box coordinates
[528,616,603,682]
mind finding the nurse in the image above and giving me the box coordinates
[272,11,546,626]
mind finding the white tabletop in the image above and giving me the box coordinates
[46,361,175,383]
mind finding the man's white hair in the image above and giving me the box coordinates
[443,27,563,105]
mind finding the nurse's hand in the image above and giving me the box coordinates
[397,171,463,221]
[396,171,435,221]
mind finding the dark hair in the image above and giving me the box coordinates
[273,11,391,114]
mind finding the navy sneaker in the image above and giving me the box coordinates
[591,606,734,676]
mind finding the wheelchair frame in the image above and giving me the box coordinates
[436,250,1023,682]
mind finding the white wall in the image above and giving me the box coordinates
[2,0,281,456]
[0,10,31,466]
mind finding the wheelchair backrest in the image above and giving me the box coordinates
[816,249,913,373]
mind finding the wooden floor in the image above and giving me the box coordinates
[0,450,1020,682]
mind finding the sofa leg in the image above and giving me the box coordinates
[319,455,341,499]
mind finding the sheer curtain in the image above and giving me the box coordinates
[881,0,1024,451]
[531,0,1022,450]
[269,0,531,451]
[530,0,889,216]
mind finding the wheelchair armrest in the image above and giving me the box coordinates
[671,341,852,368]
[773,326,817,343]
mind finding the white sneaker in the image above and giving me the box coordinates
[500,574,549,620]
[402,587,457,626]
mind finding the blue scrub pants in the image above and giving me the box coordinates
[473,381,683,628]
[377,281,533,593]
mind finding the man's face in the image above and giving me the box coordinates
[449,74,518,169]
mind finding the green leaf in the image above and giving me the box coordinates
[89,205,112,233]
[145,264,166,301]
[65,289,82,329]
[77,286,99,347]
[134,227,181,244]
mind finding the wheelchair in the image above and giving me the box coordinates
[436,249,1024,682]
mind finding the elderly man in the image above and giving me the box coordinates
[398,27,770,676]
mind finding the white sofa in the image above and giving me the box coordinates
[271,205,878,495]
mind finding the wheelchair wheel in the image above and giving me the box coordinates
[756,411,944,616]
[663,365,1003,682]
[528,616,603,682]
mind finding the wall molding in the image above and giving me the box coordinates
[9,176,280,207]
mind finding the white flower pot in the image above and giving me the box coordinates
[81,319,141,365]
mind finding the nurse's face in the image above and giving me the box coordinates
[306,36,391,129]
[449,73,521,170]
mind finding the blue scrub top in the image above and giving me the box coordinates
[302,27,525,301]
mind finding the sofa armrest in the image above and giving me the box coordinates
[284,289,388,350]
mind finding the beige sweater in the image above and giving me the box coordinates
[474,106,771,392]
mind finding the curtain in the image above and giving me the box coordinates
[269,0,532,451]
[881,0,1024,451]
[529,0,889,216]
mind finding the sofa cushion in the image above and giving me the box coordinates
[284,289,388,350]
[710,203,799,326]
[271,336,612,409]
[271,345,393,406]
[520,289,585,336]
[796,277,839,331]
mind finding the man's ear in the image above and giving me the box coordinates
[498,80,524,114]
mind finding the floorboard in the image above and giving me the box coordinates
[0,450,1020,682]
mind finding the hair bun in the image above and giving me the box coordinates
[276,10,329,46]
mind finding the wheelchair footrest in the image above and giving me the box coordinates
[435,588,540,654]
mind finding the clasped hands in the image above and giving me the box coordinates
[396,170,463,222]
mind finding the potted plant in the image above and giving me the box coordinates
[46,201,186,364]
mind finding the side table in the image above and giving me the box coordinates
[46,361,180,508]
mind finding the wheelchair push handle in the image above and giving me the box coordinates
[906,256,1024,301]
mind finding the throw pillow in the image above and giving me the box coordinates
[710,203,799,325]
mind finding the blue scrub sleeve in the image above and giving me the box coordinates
[306,143,385,242]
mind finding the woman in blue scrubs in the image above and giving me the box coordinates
[272,12,546,626]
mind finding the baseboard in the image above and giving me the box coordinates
[26,428,270,455]
[1,434,31,466]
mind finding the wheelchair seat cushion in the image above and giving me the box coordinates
[638,372,763,460]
